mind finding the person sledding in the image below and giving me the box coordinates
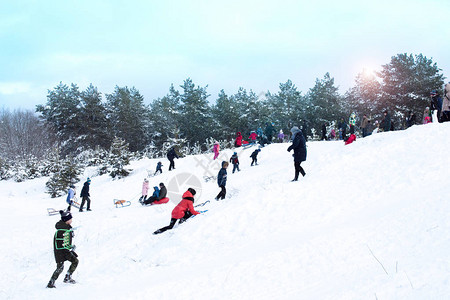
[47,210,78,288]
[142,182,168,205]
[153,188,200,234]
[345,134,356,145]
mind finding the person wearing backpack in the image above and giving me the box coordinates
[47,210,78,288]
[229,152,240,173]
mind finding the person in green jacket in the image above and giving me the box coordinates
[47,210,78,288]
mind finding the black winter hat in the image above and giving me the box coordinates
[60,210,72,222]
[188,188,196,196]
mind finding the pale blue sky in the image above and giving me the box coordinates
[1,0,449,110]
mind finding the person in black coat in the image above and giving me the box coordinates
[79,178,91,212]
[167,147,179,171]
[215,161,228,200]
[47,210,78,288]
[321,123,327,141]
[287,126,307,181]
[250,149,261,166]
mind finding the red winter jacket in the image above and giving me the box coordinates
[235,133,243,146]
[345,134,356,145]
[249,132,257,141]
[171,190,200,219]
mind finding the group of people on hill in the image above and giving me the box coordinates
[322,86,450,143]
[139,180,167,205]
[48,123,307,288]
[424,85,450,123]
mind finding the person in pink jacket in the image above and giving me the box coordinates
[139,178,149,203]
[213,141,220,160]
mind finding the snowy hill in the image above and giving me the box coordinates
[1,123,450,300]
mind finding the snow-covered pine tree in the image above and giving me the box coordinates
[0,157,10,180]
[79,84,111,150]
[162,127,187,157]
[306,73,343,135]
[105,86,148,152]
[45,156,81,198]
[266,80,306,134]
[178,78,213,145]
[36,82,82,156]
[107,136,132,179]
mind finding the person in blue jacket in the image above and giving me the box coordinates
[287,126,307,182]
[215,161,229,200]
[154,161,163,175]
[142,186,160,205]
[66,185,76,211]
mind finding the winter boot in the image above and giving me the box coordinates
[46,279,56,288]
[63,274,76,284]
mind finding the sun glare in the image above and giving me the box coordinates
[361,67,375,78]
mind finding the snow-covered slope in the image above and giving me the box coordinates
[1,123,449,300]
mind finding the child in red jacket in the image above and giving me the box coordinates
[153,188,200,234]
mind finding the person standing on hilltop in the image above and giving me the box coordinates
[287,126,307,182]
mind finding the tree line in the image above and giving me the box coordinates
[0,53,446,190]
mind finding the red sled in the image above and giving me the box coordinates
[150,197,169,205]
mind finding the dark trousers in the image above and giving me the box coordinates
[154,168,162,175]
[362,127,367,137]
[216,185,226,200]
[154,212,193,234]
[442,111,450,122]
[169,159,175,171]
[80,196,90,210]
[49,251,78,283]
[294,162,306,180]
[232,163,240,173]
[251,157,257,166]
[143,196,158,205]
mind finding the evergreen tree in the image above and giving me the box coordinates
[148,85,181,150]
[377,53,445,126]
[306,73,343,134]
[211,90,239,140]
[231,87,267,136]
[36,82,82,155]
[0,157,10,180]
[178,78,213,144]
[106,86,148,152]
[107,136,132,179]
[45,156,80,198]
[266,80,305,133]
[79,84,111,150]
[344,71,382,119]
